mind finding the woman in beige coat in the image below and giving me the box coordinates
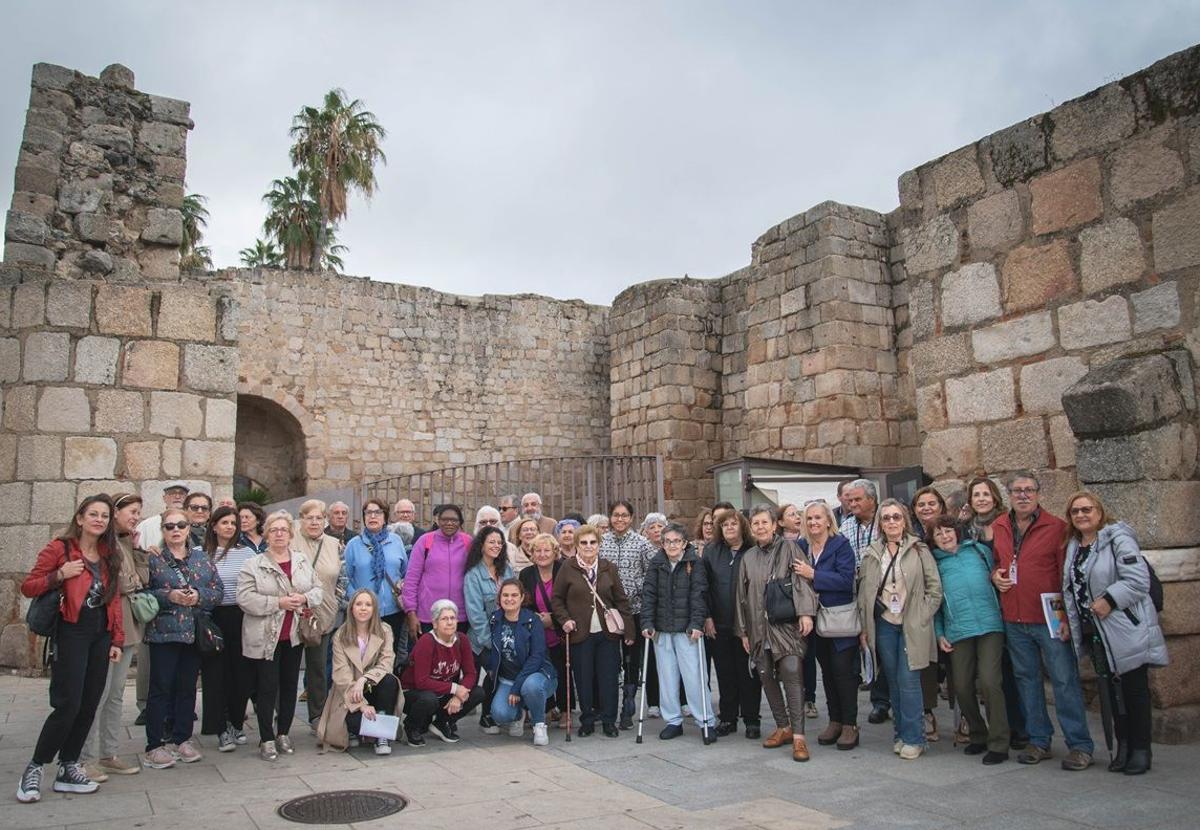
[294,499,344,725]
[316,589,402,754]
[857,498,942,760]
[237,510,322,761]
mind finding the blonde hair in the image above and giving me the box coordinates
[530,532,559,557]
[801,501,839,545]
[299,499,327,518]
[1063,490,1116,543]
[264,510,294,539]
[575,523,602,546]
[338,589,386,649]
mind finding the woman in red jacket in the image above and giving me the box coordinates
[17,495,124,804]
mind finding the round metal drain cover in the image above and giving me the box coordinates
[277,789,408,824]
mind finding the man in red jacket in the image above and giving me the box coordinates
[992,471,1094,771]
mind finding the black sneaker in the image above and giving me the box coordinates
[16,762,42,803]
[602,723,620,738]
[405,728,426,747]
[659,723,683,740]
[745,724,761,740]
[134,711,147,726]
[428,720,459,744]
[982,750,1009,765]
[715,721,737,737]
[619,713,634,730]
[963,742,987,756]
[867,706,890,724]
[53,762,98,794]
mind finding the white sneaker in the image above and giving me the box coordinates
[899,743,926,760]
[532,723,549,747]
[894,739,903,755]
[374,738,392,756]
[508,720,525,738]
[681,705,691,717]
[647,706,661,719]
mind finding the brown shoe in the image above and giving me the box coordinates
[762,727,793,748]
[836,724,860,750]
[792,734,810,762]
[817,721,842,746]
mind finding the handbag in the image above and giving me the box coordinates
[194,610,224,654]
[297,609,323,646]
[816,601,861,638]
[26,589,62,637]
[586,571,625,635]
[130,591,159,624]
[762,544,798,624]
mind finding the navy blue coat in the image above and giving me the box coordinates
[485,607,557,693]
[799,534,858,652]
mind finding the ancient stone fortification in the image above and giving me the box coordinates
[2,46,1198,738]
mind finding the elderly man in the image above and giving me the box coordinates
[521,492,557,534]
[324,501,355,545]
[136,480,190,551]
[389,497,427,547]
[992,471,1094,771]
[497,495,520,530]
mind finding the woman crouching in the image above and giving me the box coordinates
[484,579,557,746]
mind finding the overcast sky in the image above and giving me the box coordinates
[1,2,1197,305]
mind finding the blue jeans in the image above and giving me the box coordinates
[1005,622,1093,753]
[653,632,715,727]
[491,672,556,725]
[875,618,925,747]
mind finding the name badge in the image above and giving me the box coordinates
[1008,562,1018,585]
[888,593,902,615]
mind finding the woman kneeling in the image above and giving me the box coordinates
[485,579,557,746]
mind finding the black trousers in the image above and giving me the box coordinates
[474,648,499,723]
[33,604,111,765]
[403,686,483,732]
[146,641,201,750]
[1113,664,1153,751]
[573,632,621,727]
[251,641,303,743]
[200,605,251,735]
[381,612,411,671]
[814,635,861,725]
[803,633,818,704]
[711,630,762,727]
[345,673,402,736]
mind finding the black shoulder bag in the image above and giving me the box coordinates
[763,544,798,625]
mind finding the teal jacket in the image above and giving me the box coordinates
[932,539,1004,643]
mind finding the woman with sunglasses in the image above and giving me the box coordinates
[857,499,943,760]
[142,508,222,770]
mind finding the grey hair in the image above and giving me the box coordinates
[522,492,543,504]
[500,494,518,508]
[329,501,350,512]
[749,504,778,522]
[430,598,459,621]
[641,512,667,532]
[474,505,502,533]
[662,522,689,543]
[847,478,878,503]
[587,513,607,527]
[1006,470,1041,490]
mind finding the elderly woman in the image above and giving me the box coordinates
[344,498,408,669]
[521,533,567,727]
[198,505,256,751]
[910,487,947,543]
[485,579,558,746]
[736,505,818,762]
[642,512,667,549]
[143,508,222,770]
[507,516,539,574]
[403,504,471,639]
[237,511,323,761]
[316,589,400,754]
[553,524,635,737]
[601,501,657,727]
[294,499,345,726]
[587,514,610,534]
[779,502,818,718]
[400,599,484,745]
[237,502,266,552]
[858,498,943,760]
[1062,491,1167,775]
[555,519,579,559]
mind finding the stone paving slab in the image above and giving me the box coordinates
[0,673,1197,829]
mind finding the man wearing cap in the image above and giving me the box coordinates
[135,481,190,551]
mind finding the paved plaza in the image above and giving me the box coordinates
[0,672,1196,830]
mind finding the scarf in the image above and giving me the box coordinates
[362,527,392,588]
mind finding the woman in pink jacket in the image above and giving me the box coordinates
[403,504,472,638]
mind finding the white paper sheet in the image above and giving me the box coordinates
[357,712,400,740]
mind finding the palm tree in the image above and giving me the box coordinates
[180,193,214,270]
[262,172,322,269]
[239,238,283,268]
[288,89,386,270]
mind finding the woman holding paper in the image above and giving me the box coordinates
[316,589,401,754]
[1061,491,1167,776]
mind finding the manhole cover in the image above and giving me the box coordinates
[277,790,408,824]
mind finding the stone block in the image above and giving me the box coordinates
[157,289,216,340]
[779,287,805,317]
[63,436,117,479]
[1160,581,1200,636]
[910,333,973,384]
[22,331,69,381]
[148,94,192,127]
[46,281,93,328]
[988,117,1048,185]
[22,124,63,154]
[0,524,50,574]
[1109,127,1185,209]
[80,124,133,153]
[902,215,958,275]
[897,169,921,209]
[75,213,111,243]
[940,263,1001,328]
[57,176,111,214]
[1079,218,1145,295]
[921,427,979,477]
[16,435,61,480]
[32,62,75,90]
[100,63,135,88]
[972,311,1055,363]
[908,279,935,340]
[182,439,235,478]
[14,165,57,196]
[122,340,179,390]
[5,210,47,245]
[1019,356,1089,415]
[928,145,985,209]
[95,285,152,336]
[1058,295,1132,350]
[11,191,56,219]
[1077,423,1196,483]
[81,250,114,275]
[93,389,145,433]
[182,344,238,393]
[1001,239,1076,313]
[1151,646,1200,712]
[4,242,56,269]
[36,387,90,433]
[1095,481,1200,549]
[161,440,182,478]
[0,482,31,523]
[217,296,239,341]
[30,481,76,524]
[72,336,119,386]
[12,283,46,327]
[1062,354,1184,438]
[149,391,204,438]
[0,338,17,384]
[0,624,34,670]
[966,189,1023,252]
[1131,282,1181,334]
[140,122,187,156]
[1048,414,1076,468]
[1029,158,1102,235]
[205,398,237,439]
[3,386,36,430]
[141,208,183,246]
[1049,83,1135,161]
[1152,188,1200,274]
[916,383,946,431]
[945,368,1015,424]
[981,418,1049,471]
[123,441,161,479]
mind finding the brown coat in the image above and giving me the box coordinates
[735,536,818,662]
[315,625,402,750]
[551,556,634,645]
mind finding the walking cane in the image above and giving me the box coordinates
[636,634,651,743]
[564,636,572,743]
[697,633,712,744]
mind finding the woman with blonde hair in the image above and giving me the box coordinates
[316,589,401,754]
[506,517,539,573]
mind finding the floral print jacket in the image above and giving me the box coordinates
[145,546,222,644]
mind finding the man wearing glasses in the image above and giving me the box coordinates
[992,471,1094,771]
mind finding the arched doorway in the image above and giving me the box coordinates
[234,395,306,502]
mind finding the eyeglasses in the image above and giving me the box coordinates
[577,539,599,546]
[879,514,905,523]
[1069,506,1096,516]
[363,509,385,517]
[478,519,500,526]
[187,504,210,512]
[1010,487,1039,496]
[663,538,686,547]
[610,512,631,519]
[268,527,290,535]
[162,522,188,531]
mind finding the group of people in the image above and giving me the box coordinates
[15,474,1168,804]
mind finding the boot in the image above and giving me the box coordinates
[1107,742,1128,773]
[836,724,860,750]
[1123,748,1151,776]
[817,721,842,746]
[762,726,793,748]
[792,734,810,762]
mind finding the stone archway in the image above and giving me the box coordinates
[234,394,307,501]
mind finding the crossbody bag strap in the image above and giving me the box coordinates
[876,547,901,599]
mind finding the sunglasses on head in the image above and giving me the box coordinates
[162,522,189,531]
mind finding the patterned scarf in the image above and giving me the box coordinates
[362,526,391,588]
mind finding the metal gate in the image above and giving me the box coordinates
[362,455,664,525]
